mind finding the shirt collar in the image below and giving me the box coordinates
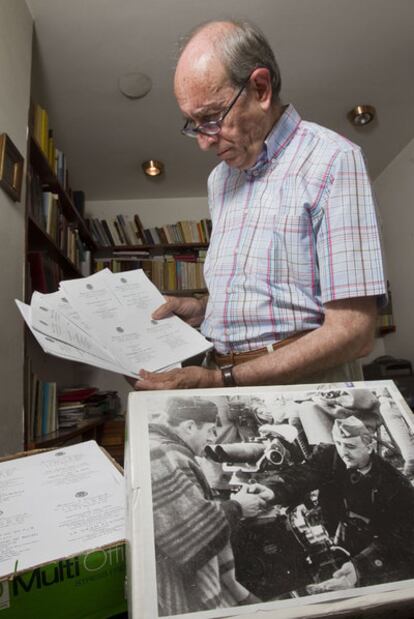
[244,104,302,177]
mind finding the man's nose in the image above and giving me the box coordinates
[197,133,218,150]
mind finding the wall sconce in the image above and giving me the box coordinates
[348,105,376,126]
[142,160,164,177]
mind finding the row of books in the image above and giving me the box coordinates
[28,252,64,295]
[88,214,142,247]
[377,280,395,332]
[28,169,90,273]
[58,386,121,429]
[377,311,395,330]
[30,101,69,190]
[87,213,212,247]
[28,375,58,440]
[94,251,207,291]
[27,379,122,440]
[145,218,212,245]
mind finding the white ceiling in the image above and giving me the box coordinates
[26,0,414,201]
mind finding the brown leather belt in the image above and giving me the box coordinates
[212,331,310,367]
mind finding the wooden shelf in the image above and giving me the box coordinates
[377,325,396,336]
[95,242,208,296]
[96,242,209,252]
[26,415,112,450]
[99,418,125,466]
[28,215,83,278]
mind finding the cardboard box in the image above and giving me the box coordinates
[0,442,127,618]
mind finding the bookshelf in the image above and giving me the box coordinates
[24,104,210,455]
[26,416,111,450]
[376,280,396,337]
[24,104,118,453]
[94,241,209,296]
[26,135,95,294]
[90,214,211,295]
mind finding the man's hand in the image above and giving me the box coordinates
[307,561,357,593]
[331,561,357,587]
[231,484,267,518]
[246,482,275,504]
[152,295,207,327]
[134,366,221,390]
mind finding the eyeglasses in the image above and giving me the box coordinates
[181,78,249,139]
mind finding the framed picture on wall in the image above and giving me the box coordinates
[0,132,24,202]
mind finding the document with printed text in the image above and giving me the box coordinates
[16,268,212,378]
[0,441,125,577]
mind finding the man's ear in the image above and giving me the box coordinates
[250,67,272,110]
[366,439,375,454]
[180,419,195,436]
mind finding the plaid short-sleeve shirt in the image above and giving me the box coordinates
[202,105,386,353]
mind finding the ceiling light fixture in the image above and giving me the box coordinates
[348,104,376,127]
[142,160,164,177]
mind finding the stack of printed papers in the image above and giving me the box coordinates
[0,440,125,577]
[16,268,212,378]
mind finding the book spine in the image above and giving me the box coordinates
[134,214,147,244]
[117,214,133,245]
[101,219,115,246]
[113,219,126,245]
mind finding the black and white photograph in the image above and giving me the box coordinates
[126,381,414,619]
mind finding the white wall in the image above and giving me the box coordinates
[374,137,414,367]
[86,196,209,229]
[0,1,33,455]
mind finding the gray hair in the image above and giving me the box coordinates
[178,19,282,104]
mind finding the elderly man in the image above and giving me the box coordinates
[150,396,263,615]
[135,19,386,391]
[261,416,414,590]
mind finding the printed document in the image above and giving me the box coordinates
[16,268,212,377]
[0,441,125,577]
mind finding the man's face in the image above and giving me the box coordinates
[174,57,267,170]
[187,421,217,457]
[333,434,373,470]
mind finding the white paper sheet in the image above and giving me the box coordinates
[0,441,125,577]
[16,300,131,376]
[15,268,212,376]
[30,290,120,365]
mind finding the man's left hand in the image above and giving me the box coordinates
[307,561,357,593]
[247,482,275,504]
[133,366,221,390]
[331,561,357,587]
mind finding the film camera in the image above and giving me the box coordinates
[205,417,348,600]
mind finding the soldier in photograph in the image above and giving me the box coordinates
[150,396,263,615]
[258,416,414,590]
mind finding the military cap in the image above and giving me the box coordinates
[166,396,218,424]
[332,415,373,440]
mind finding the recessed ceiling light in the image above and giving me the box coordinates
[142,160,164,177]
[348,105,376,126]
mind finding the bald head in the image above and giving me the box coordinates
[175,19,281,103]
[174,22,232,103]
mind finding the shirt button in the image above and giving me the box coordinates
[374,559,383,567]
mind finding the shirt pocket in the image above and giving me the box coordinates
[256,212,318,288]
